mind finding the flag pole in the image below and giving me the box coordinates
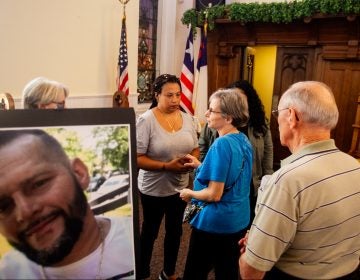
[204,3,211,36]
[192,3,210,126]
[118,0,130,19]
[117,0,130,96]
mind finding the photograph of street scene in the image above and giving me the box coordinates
[0,123,137,277]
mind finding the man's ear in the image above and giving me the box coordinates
[288,108,298,129]
[71,158,90,191]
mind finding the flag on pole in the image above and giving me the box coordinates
[180,27,194,115]
[117,13,129,96]
[193,24,208,124]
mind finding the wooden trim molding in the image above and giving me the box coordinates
[210,16,360,58]
[322,44,360,60]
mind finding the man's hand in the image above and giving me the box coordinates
[238,231,249,254]
[238,233,266,280]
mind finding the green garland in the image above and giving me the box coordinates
[182,0,360,36]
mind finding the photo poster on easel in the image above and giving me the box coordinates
[0,108,139,279]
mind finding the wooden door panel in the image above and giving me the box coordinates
[273,47,360,170]
[207,33,243,97]
[271,47,315,170]
[314,59,360,153]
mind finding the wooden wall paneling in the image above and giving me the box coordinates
[208,31,244,96]
[315,59,360,153]
[206,15,360,167]
[349,95,360,158]
[207,31,219,97]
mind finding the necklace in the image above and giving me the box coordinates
[96,221,105,280]
[157,108,180,133]
[39,221,105,280]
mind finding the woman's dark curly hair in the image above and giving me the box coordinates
[227,80,268,136]
[149,74,182,109]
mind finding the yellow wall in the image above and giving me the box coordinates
[252,46,277,120]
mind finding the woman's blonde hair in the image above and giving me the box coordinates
[22,77,69,109]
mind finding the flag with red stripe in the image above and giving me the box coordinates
[193,24,208,124]
[117,15,129,95]
[180,27,194,115]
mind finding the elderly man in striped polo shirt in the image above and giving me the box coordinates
[239,81,360,280]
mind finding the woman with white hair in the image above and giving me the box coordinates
[22,77,69,109]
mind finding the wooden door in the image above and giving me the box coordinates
[271,47,360,170]
[271,47,315,170]
[313,53,360,154]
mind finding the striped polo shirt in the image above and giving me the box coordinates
[245,139,360,279]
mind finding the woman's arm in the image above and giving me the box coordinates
[137,153,165,171]
[178,180,224,202]
[190,147,200,160]
[137,153,192,172]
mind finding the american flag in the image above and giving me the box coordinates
[117,16,129,95]
[180,28,194,115]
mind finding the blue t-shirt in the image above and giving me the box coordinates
[190,132,253,234]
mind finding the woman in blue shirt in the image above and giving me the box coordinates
[178,88,253,280]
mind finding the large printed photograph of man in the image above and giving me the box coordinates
[0,108,138,279]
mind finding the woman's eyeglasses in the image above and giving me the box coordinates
[208,108,222,114]
[52,101,65,109]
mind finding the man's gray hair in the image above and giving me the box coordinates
[280,81,339,130]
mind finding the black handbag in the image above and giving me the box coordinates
[182,202,207,223]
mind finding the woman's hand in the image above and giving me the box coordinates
[176,188,193,202]
[183,154,201,169]
[164,156,193,172]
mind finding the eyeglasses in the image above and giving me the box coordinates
[53,101,65,109]
[208,108,222,114]
[271,108,289,118]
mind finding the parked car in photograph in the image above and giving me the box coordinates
[87,175,106,192]
[88,174,130,214]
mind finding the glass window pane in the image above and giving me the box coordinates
[138,0,158,103]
